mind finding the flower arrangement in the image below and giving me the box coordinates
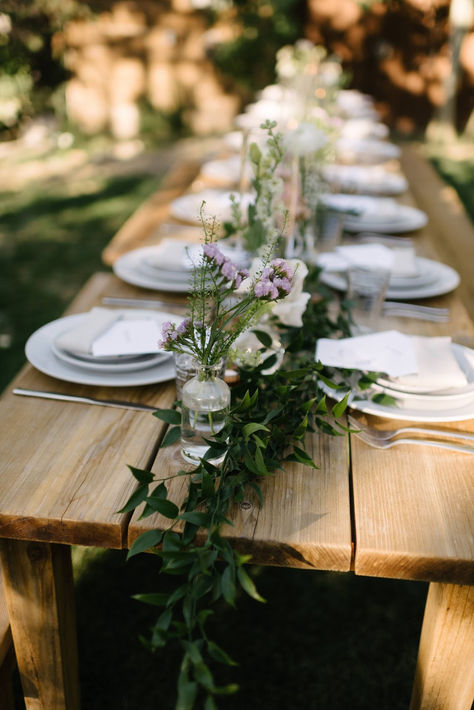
[159,214,294,368]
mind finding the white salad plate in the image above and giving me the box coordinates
[319,256,460,300]
[335,138,401,164]
[320,343,474,422]
[26,313,177,386]
[200,157,251,187]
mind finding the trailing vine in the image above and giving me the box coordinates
[120,268,356,710]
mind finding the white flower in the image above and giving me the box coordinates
[284,123,328,157]
[271,259,311,327]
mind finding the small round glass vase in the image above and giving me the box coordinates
[181,363,231,466]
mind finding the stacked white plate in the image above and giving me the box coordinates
[321,164,408,196]
[114,240,250,293]
[169,188,253,225]
[320,193,428,233]
[335,138,401,165]
[317,334,474,422]
[319,255,460,300]
[25,309,182,386]
[200,156,252,188]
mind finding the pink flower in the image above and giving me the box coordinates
[221,260,237,281]
[203,243,226,265]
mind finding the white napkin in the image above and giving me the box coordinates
[92,320,161,357]
[390,336,468,392]
[316,330,417,377]
[56,308,167,358]
[317,243,417,277]
[145,238,194,272]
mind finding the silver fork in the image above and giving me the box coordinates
[382,302,450,322]
[348,416,474,454]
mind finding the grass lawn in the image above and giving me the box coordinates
[1,137,471,709]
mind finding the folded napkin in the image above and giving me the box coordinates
[316,330,417,377]
[56,308,164,358]
[316,331,469,389]
[390,336,468,392]
[145,238,194,272]
[317,243,418,277]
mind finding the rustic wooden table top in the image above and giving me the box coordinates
[0,142,473,587]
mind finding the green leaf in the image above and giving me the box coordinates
[249,141,262,164]
[161,426,181,447]
[153,408,181,425]
[127,529,163,559]
[194,662,215,691]
[315,395,328,414]
[180,511,210,527]
[183,640,203,665]
[221,565,236,606]
[117,484,149,514]
[204,696,218,710]
[127,465,154,485]
[146,497,179,519]
[332,393,350,418]
[237,567,265,602]
[252,329,273,348]
[207,641,238,667]
[132,592,168,606]
[288,445,318,468]
[155,608,172,631]
[371,392,397,406]
[242,422,270,441]
[254,445,269,475]
[177,673,197,710]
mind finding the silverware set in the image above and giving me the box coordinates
[382,301,450,322]
[348,415,474,455]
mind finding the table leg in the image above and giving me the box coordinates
[0,539,80,710]
[409,582,474,710]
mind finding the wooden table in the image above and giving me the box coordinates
[0,145,473,710]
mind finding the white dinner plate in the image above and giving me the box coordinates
[169,189,253,225]
[51,342,169,373]
[343,207,428,233]
[335,138,401,164]
[200,157,251,187]
[26,313,177,386]
[319,344,474,422]
[321,165,408,196]
[114,246,192,292]
[319,257,460,300]
[320,194,428,234]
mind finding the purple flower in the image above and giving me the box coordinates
[271,258,293,279]
[203,243,226,265]
[254,279,271,298]
[273,276,292,294]
[221,260,237,280]
[177,318,191,334]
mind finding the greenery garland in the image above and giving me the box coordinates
[119,267,358,710]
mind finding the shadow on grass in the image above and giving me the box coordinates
[13,548,427,710]
[0,173,161,391]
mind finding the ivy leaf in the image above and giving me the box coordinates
[332,393,350,418]
[193,662,215,691]
[161,426,181,448]
[145,497,179,519]
[177,672,197,710]
[221,565,236,606]
[127,465,154,485]
[180,511,210,527]
[207,641,238,666]
[132,592,169,606]
[153,408,181,425]
[117,484,149,514]
[237,567,266,603]
[242,422,270,441]
[127,529,163,559]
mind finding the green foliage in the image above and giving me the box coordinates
[211,0,306,96]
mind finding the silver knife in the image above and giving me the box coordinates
[102,297,186,311]
[13,388,158,412]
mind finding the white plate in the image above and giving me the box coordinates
[200,157,251,187]
[320,344,474,422]
[320,257,460,300]
[26,313,177,386]
[51,342,169,373]
[343,207,428,233]
[169,189,253,225]
[321,165,408,196]
[114,246,192,292]
[320,194,428,234]
[336,138,401,164]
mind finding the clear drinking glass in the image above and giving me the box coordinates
[305,203,345,262]
[347,264,391,334]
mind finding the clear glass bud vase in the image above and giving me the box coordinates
[181,363,231,465]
